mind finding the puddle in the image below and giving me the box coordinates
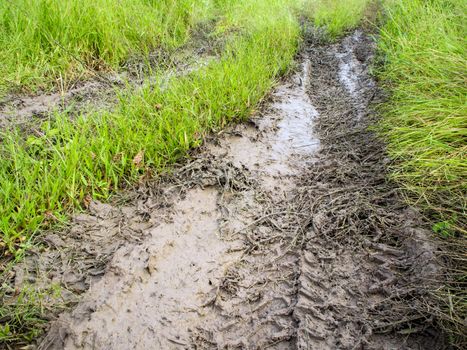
[208,59,320,180]
[335,30,376,119]
[335,31,363,96]
[270,60,320,161]
[336,51,359,95]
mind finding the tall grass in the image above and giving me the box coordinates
[303,0,373,38]
[376,0,467,234]
[377,0,466,345]
[0,0,210,94]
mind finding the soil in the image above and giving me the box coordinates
[7,30,446,349]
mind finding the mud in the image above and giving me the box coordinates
[8,30,445,349]
[34,45,321,350]
[207,59,319,182]
[291,30,445,348]
[0,79,107,128]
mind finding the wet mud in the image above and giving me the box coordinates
[9,30,445,349]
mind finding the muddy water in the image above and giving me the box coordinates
[335,30,376,119]
[262,59,319,171]
[209,59,319,180]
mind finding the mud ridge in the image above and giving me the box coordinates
[7,30,446,349]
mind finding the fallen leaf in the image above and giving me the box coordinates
[44,211,58,221]
[83,194,92,208]
[133,150,145,167]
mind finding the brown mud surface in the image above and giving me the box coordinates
[9,31,446,349]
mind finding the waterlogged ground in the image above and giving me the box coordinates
[11,31,444,349]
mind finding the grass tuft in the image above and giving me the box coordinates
[376,0,466,346]
[303,0,373,39]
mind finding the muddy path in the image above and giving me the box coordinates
[10,31,445,349]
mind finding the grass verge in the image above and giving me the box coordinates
[0,0,301,345]
[0,0,300,260]
[376,0,466,346]
[377,0,466,235]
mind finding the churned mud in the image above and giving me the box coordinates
[9,30,445,349]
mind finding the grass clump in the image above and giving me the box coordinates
[303,0,373,38]
[377,0,466,235]
[0,0,208,95]
[0,284,63,344]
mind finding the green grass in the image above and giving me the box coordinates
[303,0,373,38]
[0,0,301,344]
[0,283,63,344]
[376,0,466,345]
[376,0,466,235]
[0,0,211,95]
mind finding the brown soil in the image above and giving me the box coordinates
[7,30,446,349]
